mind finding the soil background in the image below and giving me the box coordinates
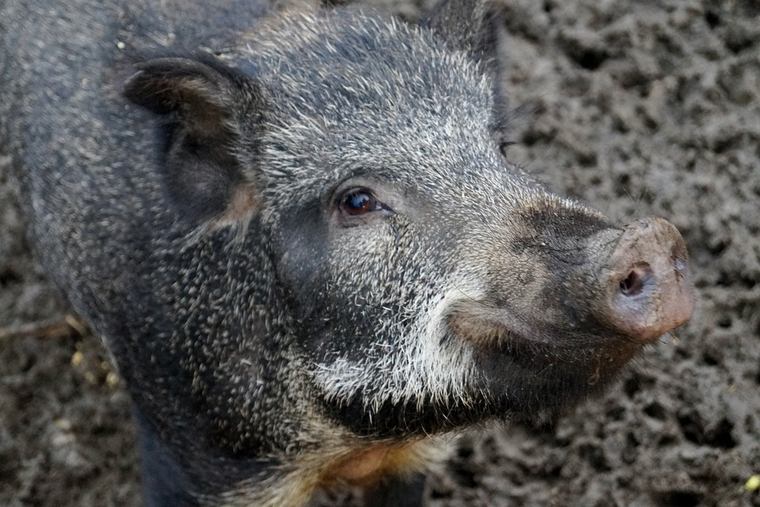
[1,0,759,506]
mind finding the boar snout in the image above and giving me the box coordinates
[596,217,694,342]
[446,212,694,393]
[441,213,694,418]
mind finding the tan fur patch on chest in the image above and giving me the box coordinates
[320,441,429,486]
[222,437,453,507]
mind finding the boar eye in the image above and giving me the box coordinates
[339,189,383,217]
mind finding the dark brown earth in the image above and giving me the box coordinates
[1,0,759,506]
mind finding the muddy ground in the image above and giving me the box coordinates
[1,0,759,506]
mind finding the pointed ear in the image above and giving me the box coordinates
[124,57,262,227]
[420,0,512,151]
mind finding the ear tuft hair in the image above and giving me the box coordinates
[421,0,513,150]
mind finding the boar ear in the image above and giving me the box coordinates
[421,0,512,150]
[124,57,261,227]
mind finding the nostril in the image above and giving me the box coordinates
[619,268,645,296]
[602,218,694,341]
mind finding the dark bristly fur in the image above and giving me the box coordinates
[0,0,693,505]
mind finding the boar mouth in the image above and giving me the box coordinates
[447,300,639,361]
[447,300,646,377]
[446,300,659,420]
